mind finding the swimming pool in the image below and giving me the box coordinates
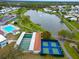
[19,34,32,51]
[3,25,16,33]
[40,39,64,57]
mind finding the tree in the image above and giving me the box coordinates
[0,6,2,10]
[77,43,79,50]
[42,31,51,39]
[58,30,75,39]
[77,17,79,22]
[16,7,23,18]
[21,15,30,25]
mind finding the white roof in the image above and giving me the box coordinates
[0,35,6,42]
[29,32,36,51]
[70,17,77,21]
[43,8,52,12]
[16,32,25,45]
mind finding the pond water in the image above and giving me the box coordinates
[25,10,69,35]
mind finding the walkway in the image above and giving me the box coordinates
[18,14,34,31]
[54,35,73,59]
[59,40,73,59]
[8,40,16,44]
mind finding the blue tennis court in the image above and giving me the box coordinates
[40,39,64,57]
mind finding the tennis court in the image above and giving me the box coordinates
[19,34,32,51]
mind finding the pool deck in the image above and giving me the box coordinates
[0,24,20,35]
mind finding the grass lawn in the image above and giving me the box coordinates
[0,14,4,18]
[11,8,45,32]
[63,18,74,31]
[20,54,68,59]
[70,21,79,29]
[37,8,44,12]
[55,12,79,40]
[0,42,68,59]
[62,18,79,40]
[64,42,79,59]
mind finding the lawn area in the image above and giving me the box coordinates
[0,14,4,18]
[64,42,79,59]
[20,54,68,59]
[16,16,45,32]
[62,18,74,31]
[0,43,15,59]
[70,21,79,29]
[61,18,79,40]
[55,12,79,40]
[37,8,44,12]
[11,8,45,32]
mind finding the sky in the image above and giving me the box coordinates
[1,0,79,2]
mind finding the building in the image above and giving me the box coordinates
[29,32,41,54]
[0,34,8,48]
[15,32,41,54]
[43,8,52,12]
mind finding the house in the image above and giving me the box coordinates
[69,17,77,21]
[0,30,4,35]
[64,15,72,18]
[0,34,8,48]
[43,8,52,12]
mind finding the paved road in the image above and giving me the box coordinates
[59,40,73,59]
[55,36,73,59]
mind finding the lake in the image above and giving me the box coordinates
[25,10,69,36]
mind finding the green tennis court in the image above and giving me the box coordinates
[23,34,32,38]
[19,34,32,51]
